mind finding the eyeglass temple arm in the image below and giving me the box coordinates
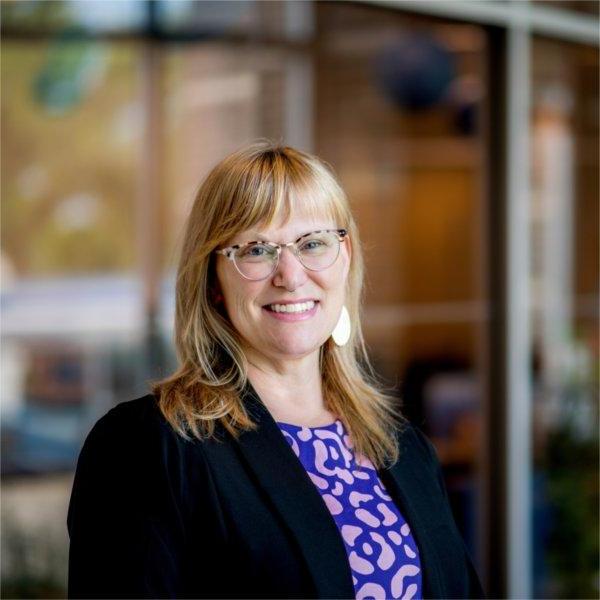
[215,248,235,260]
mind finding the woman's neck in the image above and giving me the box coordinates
[246,360,333,426]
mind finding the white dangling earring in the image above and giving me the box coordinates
[332,305,351,346]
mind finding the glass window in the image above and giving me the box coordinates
[1,32,146,595]
[1,41,139,276]
[530,38,599,599]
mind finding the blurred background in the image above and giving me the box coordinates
[1,0,598,598]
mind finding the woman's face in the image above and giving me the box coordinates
[215,213,352,367]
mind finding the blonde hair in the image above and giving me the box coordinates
[151,140,408,469]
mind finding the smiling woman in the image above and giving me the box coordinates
[66,140,485,599]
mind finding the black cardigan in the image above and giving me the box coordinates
[67,381,485,599]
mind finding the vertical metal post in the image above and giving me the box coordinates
[484,25,508,598]
[505,13,533,600]
[137,1,165,384]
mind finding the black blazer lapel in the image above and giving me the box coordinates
[235,381,355,599]
[377,437,446,599]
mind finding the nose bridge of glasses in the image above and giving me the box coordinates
[269,244,305,286]
[276,241,302,265]
[283,240,300,254]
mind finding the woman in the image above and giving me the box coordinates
[67,141,485,599]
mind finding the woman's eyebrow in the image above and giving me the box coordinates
[244,230,317,243]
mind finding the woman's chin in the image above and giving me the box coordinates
[268,337,323,359]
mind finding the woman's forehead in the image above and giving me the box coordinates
[237,215,336,242]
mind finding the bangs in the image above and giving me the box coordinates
[218,148,347,241]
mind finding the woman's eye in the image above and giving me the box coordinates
[240,244,270,258]
[302,240,324,251]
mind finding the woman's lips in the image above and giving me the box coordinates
[262,302,319,322]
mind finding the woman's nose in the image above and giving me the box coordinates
[271,246,307,289]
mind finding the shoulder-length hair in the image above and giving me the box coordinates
[151,140,407,469]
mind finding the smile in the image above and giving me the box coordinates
[266,300,316,313]
[262,301,319,322]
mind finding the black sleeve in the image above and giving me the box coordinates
[412,425,487,599]
[67,405,188,599]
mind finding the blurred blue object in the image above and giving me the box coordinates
[373,32,455,110]
[1,404,85,475]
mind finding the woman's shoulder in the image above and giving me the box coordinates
[85,394,168,443]
[70,394,211,515]
[400,420,437,455]
[96,393,161,424]
[77,393,200,473]
[392,419,443,470]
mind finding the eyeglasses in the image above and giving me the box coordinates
[215,228,348,281]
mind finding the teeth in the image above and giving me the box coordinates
[268,300,316,313]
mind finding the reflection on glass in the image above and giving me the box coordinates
[530,38,599,599]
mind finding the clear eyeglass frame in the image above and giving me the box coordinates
[214,228,348,281]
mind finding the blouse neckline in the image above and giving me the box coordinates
[276,418,342,431]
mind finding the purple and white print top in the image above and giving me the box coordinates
[276,418,422,600]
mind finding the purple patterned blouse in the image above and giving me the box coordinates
[276,418,423,600]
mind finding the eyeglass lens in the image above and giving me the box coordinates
[234,231,341,280]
